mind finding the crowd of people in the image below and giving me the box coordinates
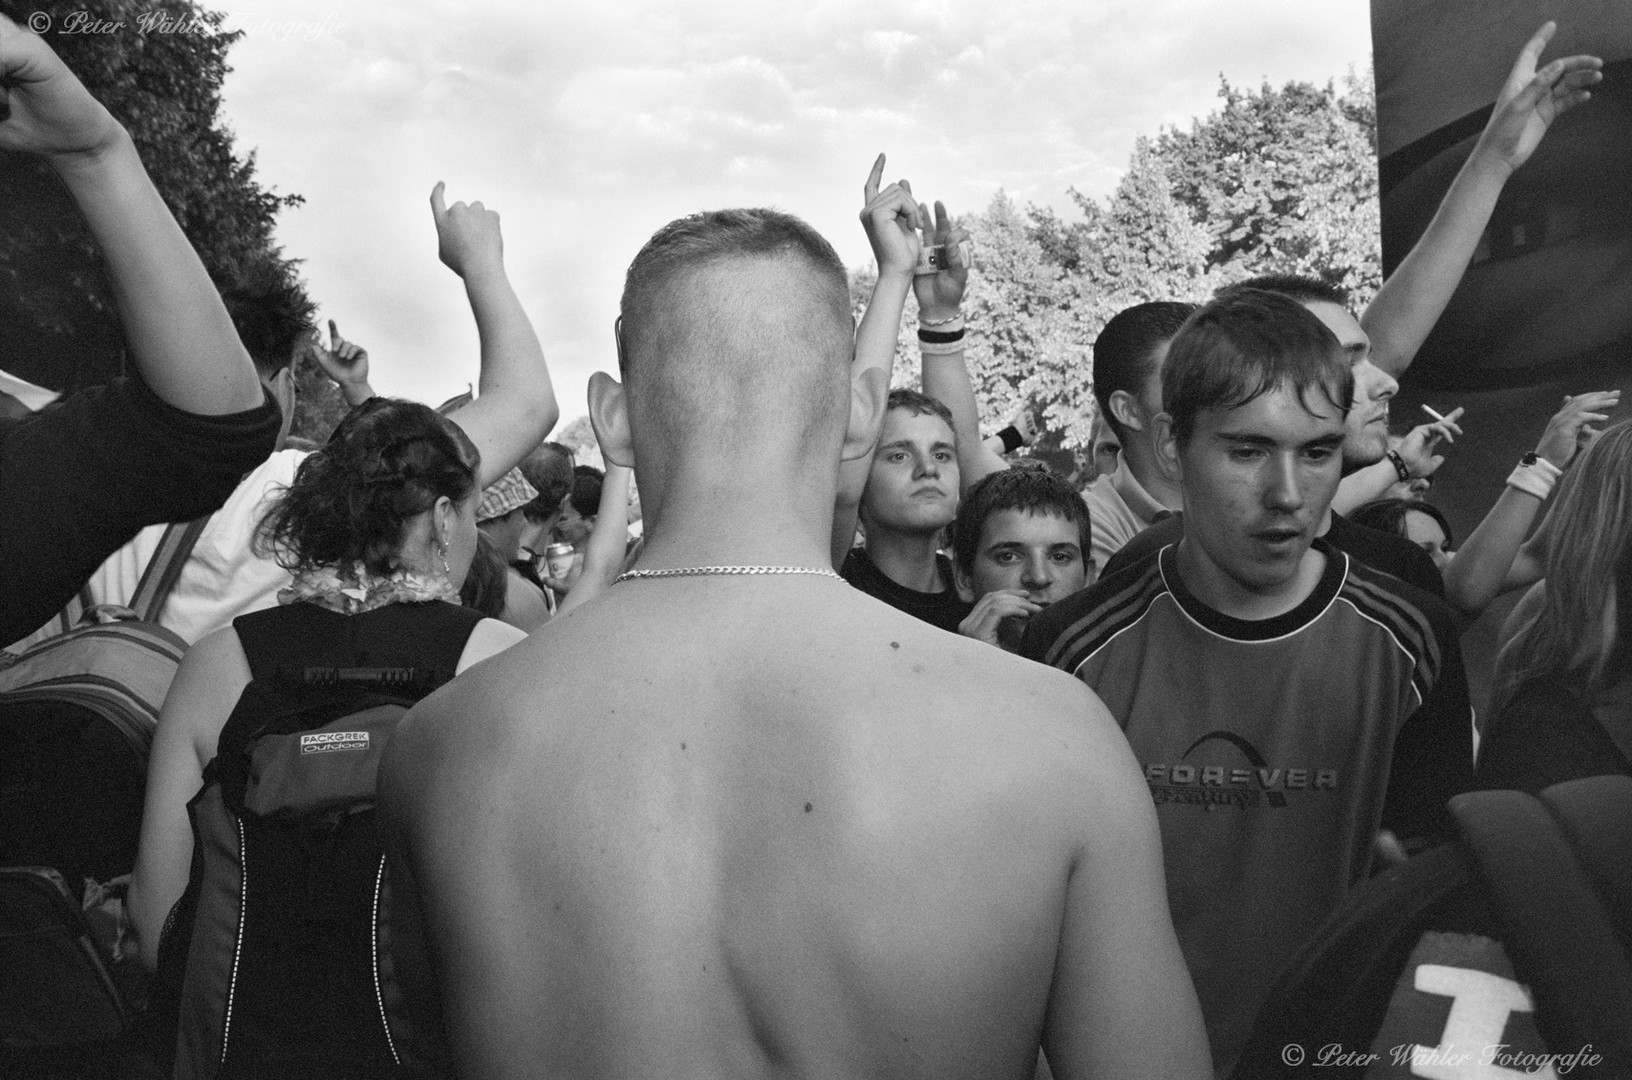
[2,12,1629,1080]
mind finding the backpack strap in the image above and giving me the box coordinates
[129,515,211,624]
[1448,777,1632,1069]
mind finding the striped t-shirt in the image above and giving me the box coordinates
[1022,538,1472,1071]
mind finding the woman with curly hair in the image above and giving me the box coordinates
[1476,419,1632,792]
[128,397,526,1075]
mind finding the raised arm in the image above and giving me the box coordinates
[832,154,918,568]
[0,16,264,414]
[1443,390,1618,617]
[559,462,632,614]
[430,183,559,489]
[1361,22,1602,377]
[914,199,1010,489]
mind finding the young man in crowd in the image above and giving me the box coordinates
[1024,291,1473,1075]
[0,16,281,643]
[1100,276,1453,597]
[840,388,973,631]
[1081,302,1194,570]
[383,204,1210,1080]
[953,467,1092,651]
[1098,22,1600,580]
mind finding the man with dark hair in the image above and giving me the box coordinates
[839,387,973,631]
[384,201,1210,1080]
[1100,276,1450,597]
[1082,301,1194,568]
[952,467,1091,650]
[1024,290,1471,1075]
[555,463,605,548]
[1096,25,1600,592]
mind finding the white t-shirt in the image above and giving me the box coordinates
[76,449,305,645]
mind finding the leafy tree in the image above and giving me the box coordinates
[0,0,306,396]
[1153,75,1381,304]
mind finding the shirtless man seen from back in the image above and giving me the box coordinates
[380,204,1209,1080]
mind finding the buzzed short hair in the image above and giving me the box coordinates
[618,208,854,454]
[1162,289,1353,446]
[952,467,1092,576]
[1093,301,1196,443]
[1220,274,1350,309]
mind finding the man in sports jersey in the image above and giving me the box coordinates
[383,206,1211,1080]
[1024,290,1472,1075]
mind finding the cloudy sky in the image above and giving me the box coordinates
[207,0,1373,426]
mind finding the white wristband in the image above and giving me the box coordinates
[1505,455,1563,500]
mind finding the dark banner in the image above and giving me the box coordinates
[1374,0,1632,543]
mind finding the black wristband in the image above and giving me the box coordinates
[996,425,1024,453]
[917,327,965,345]
[1385,448,1411,483]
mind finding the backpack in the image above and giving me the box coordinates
[0,517,208,887]
[159,608,475,1080]
[1231,775,1632,1079]
[0,865,146,1079]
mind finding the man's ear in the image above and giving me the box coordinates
[1108,389,1146,434]
[588,371,634,469]
[841,367,888,462]
[953,558,977,604]
[1153,412,1182,486]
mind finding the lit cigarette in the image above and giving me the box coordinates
[1421,404,1446,422]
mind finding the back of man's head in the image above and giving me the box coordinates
[566,464,605,518]
[1092,301,1195,442]
[952,467,1091,581]
[1218,274,1349,310]
[520,441,575,522]
[1162,289,1353,446]
[220,254,317,380]
[619,208,853,460]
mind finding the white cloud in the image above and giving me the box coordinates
[208,0,1373,418]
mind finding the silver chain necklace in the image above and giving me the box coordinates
[614,565,843,584]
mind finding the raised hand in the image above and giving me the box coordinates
[1477,22,1602,174]
[859,153,922,283]
[1534,390,1619,468]
[431,181,504,279]
[306,318,373,402]
[913,198,971,323]
[1394,406,1465,480]
[0,14,121,161]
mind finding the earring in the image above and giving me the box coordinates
[438,542,451,578]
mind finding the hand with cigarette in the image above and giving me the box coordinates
[1393,405,1466,480]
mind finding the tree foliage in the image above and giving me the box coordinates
[0,0,306,396]
[855,75,1380,471]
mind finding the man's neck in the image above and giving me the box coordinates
[1172,538,1327,623]
[863,527,950,594]
[1120,440,1183,512]
[633,467,838,573]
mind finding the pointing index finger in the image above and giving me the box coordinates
[328,318,340,350]
[864,154,885,203]
[430,180,447,219]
